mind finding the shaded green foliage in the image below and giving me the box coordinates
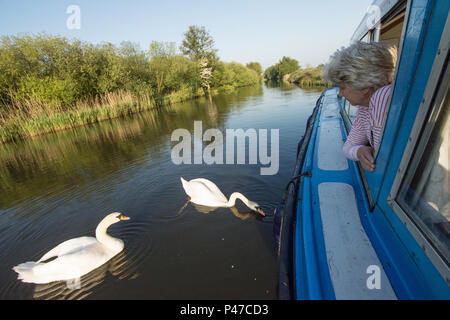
[246,62,262,75]
[212,62,261,92]
[263,57,327,88]
[263,56,299,82]
[287,64,328,87]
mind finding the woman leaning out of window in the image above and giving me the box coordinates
[323,41,397,172]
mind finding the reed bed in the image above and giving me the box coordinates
[0,87,203,144]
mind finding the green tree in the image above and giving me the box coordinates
[179,25,217,62]
[180,26,218,98]
[277,56,299,78]
[246,62,262,75]
[263,56,300,82]
[148,41,176,96]
[263,65,279,81]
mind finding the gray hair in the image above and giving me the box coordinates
[322,41,397,91]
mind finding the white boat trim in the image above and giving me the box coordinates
[318,120,348,171]
[318,182,397,300]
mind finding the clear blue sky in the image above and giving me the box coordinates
[0,0,373,69]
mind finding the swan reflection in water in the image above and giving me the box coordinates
[191,203,265,221]
[32,250,139,300]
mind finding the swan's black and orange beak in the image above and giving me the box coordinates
[119,214,130,221]
[256,208,265,216]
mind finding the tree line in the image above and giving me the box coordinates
[0,27,262,110]
[0,26,263,143]
[263,56,327,87]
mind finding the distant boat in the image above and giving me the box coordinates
[274,0,450,300]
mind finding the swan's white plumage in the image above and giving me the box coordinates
[181,177,228,206]
[13,212,129,284]
[37,237,98,263]
[180,177,264,215]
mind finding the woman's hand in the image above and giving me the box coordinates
[357,146,375,171]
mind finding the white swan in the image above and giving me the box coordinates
[180,177,265,216]
[13,212,130,284]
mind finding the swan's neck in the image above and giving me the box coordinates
[227,192,250,207]
[95,220,123,252]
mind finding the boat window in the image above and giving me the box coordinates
[367,6,406,155]
[396,62,450,266]
[379,11,405,51]
[370,28,380,42]
[361,32,370,43]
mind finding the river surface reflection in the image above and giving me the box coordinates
[0,84,321,299]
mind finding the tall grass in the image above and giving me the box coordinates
[0,87,204,144]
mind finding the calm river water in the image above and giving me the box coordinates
[0,84,321,299]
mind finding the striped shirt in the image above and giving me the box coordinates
[343,85,392,161]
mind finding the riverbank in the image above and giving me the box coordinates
[0,88,192,144]
[0,84,263,144]
[0,33,262,144]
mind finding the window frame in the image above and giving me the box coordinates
[388,16,450,282]
[340,0,410,211]
[373,0,409,157]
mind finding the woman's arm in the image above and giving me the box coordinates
[343,140,375,171]
[343,107,369,160]
[343,140,362,161]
